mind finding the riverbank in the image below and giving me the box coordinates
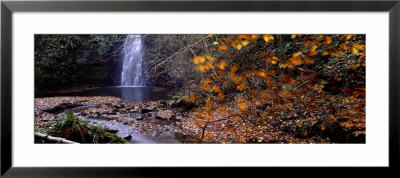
[34,96,201,143]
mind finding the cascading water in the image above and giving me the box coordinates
[121,34,147,86]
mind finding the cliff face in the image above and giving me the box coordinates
[35,35,125,91]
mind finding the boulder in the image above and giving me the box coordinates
[140,107,156,114]
[124,135,132,141]
[43,103,83,114]
[135,116,144,121]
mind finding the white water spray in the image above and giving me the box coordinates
[120,34,147,86]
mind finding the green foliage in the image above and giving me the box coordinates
[88,124,127,144]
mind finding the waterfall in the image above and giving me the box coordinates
[120,34,147,86]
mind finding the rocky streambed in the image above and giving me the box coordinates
[34,96,201,143]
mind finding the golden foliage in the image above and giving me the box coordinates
[218,41,228,51]
[216,60,227,70]
[185,34,365,143]
[351,47,359,54]
[241,40,249,47]
[230,64,240,73]
[183,93,197,104]
[236,83,246,91]
[235,43,243,50]
[289,52,304,66]
[263,35,274,43]
[192,56,205,64]
[323,36,332,45]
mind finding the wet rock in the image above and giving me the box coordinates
[128,109,138,113]
[155,116,165,120]
[159,100,167,106]
[124,135,132,141]
[135,116,144,121]
[105,128,118,133]
[105,103,113,107]
[169,115,176,121]
[140,107,155,114]
[43,103,83,114]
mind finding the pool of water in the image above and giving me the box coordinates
[36,86,169,103]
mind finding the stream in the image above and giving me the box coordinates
[85,117,182,143]
[63,104,184,143]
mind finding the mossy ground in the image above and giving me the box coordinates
[36,112,127,143]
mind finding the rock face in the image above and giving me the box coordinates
[148,72,183,90]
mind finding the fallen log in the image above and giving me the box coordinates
[34,132,79,144]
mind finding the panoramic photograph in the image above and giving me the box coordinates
[34,34,366,144]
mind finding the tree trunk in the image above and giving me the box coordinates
[34,132,79,144]
[278,35,285,61]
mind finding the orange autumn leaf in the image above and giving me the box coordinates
[241,40,249,47]
[346,34,352,40]
[197,65,206,72]
[263,35,274,42]
[256,70,267,78]
[352,43,364,50]
[218,41,228,51]
[236,83,246,91]
[238,103,247,111]
[183,93,197,104]
[235,43,243,50]
[216,60,227,70]
[230,64,240,73]
[304,58,315,64]
[216,70,226,77]
[266,76,274,85]
[289,52,304,66]
[323,36,332,45]
[316,35,324,41]
[192,56,205,64]
[351,47,359,54]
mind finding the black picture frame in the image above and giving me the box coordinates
[1,0,399,177]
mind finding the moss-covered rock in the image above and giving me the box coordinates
[43,112,127,143]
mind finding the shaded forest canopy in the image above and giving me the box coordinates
[35,34,365,143]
